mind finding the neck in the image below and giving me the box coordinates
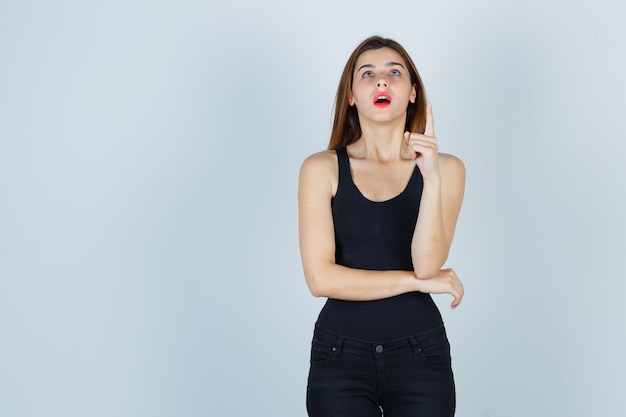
[354,119,408,162]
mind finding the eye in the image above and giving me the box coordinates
[362,71,374,78]
[390,69,401,76]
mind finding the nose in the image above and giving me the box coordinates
[377,77,388,88]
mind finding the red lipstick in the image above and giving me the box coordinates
[373,92,392,108]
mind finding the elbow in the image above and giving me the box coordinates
[411,246,449,279]
[304,271,328,298]
[413,258,448,280]
[306,278,323,297]
[309,287,325,298]
[414,269,439,280]
[303,259,337,298]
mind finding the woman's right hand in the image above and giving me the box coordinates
[414,268,464,309]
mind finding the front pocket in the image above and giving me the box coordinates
[310,339,337,365]
[417,331,451,368]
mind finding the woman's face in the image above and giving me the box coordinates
[349,47,416,125]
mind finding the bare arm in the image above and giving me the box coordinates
[411,154,465,278]
[405,104,466,278]
[298,151,420,301]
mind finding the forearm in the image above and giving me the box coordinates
[304,262,419,301]
[411,178,449,278]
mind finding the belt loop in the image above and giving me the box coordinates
[335,335,346,357]
[408,336,420,358]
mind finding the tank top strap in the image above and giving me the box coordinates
[335,148,350,186]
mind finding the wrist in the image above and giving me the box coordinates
[422,175,441,187]
[401,271,421,292]
[411,274,425,293]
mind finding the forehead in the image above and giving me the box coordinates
[354,47,407,70]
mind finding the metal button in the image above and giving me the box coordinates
[375,345,383,353]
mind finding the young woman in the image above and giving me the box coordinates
[298,36,465,416]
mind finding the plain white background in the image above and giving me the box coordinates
[1,1,625,416]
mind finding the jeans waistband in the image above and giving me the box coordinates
[313,323,447,357]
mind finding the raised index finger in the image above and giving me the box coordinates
[424,102,435,137]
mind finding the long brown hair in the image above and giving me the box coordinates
[328,36,427,150]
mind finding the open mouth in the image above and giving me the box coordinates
[373,93,392,108]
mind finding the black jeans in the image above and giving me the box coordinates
[306,324,456,417]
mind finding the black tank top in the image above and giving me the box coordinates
[315,148,442,342]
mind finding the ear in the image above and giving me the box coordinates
[409,84,417,103]
[348,94,355,106]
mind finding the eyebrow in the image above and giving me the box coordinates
[356,62,406,72]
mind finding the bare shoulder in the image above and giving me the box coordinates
[438,153,466,179]
[299,150,339,195]
[300,150,338,179]
[438,152,466,201]
[301,150,337,171]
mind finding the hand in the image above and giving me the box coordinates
[414,268,464,309]
[404,102,439,180]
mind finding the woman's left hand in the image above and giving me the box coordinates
[414,268,464,309]
[404,102,439,180]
